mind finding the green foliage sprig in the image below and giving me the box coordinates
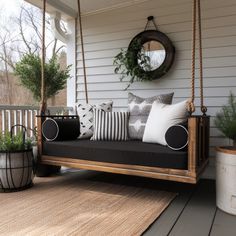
[0,132,33,152]
[215,92,236,146]
[113,39,151,89]
[14,53,71,102]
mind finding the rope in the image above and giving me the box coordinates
[197,0,207,115]
[40,0,46,115]
[77,0,89,103]
[144,16,158,31]
[75,11,79,105]
[188,0,207,115]
[188,0,197,115]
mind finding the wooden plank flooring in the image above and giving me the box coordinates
[209,210,236,236]
[167,181,217,236]
[62,170,236,236]
[143,191,192,236]
[141,179,235,236]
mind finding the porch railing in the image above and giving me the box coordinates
[0,105,74,136]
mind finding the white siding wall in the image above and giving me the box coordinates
[75,0,236,178]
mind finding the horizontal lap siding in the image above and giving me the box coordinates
[76,0,236,178]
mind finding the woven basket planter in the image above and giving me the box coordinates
[0,125,34,192]
[0,149,34,192]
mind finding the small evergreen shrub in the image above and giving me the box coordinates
[215,92,236,146]
[14,53,71,102]
[0,131,33,152]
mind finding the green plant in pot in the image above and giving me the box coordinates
[214,92,236,215]
[14,54,70,176]
[14,53,71,110]
[0,125,34,192]
[113,38,152,89]
[215,93,236,147]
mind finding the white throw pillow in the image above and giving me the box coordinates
[143,100,188,145]
[76,101,113,139]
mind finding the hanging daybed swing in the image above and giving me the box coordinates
[37,0,209,184]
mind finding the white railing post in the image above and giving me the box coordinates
[0,105,73,137]
[13,110,17,134]
[1,110,6,133]
[30,110,33,137]
[19,110,23,127]
[25,110,28,132]
[7,110,11,132]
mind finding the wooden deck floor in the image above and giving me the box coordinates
[70,169,236,236]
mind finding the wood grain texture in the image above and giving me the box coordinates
[36,116,44,158]
[41,155,196,184]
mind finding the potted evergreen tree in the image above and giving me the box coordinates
[215,92,236,215]
[0,125,34,192]
[14,53,71,107]
[14,53,71,177]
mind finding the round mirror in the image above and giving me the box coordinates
[128,30,175,80]
[139,41,166,71]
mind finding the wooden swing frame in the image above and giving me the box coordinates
[37,115,209,184]
[37,0,210,184]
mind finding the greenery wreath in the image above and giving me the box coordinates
[113,38,152,90]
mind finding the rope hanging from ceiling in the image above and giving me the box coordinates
[41,0,207,112]
[40,0,46,115]
[77,0,207,113]
[77,0,89,103]
[188,0,207,115]
[40,0,89,115]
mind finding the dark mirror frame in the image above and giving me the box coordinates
[128,30,175,80]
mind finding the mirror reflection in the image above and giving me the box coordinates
[139,41,166,71]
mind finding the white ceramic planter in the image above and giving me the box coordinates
[216,147,236,215]
[0,150,34,192]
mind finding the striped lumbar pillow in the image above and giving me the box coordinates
[92,109,130,141]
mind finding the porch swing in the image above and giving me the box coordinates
[37,0,209,184]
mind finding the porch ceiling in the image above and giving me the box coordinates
[25,0,148,19]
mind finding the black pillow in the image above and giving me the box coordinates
[42,118,80,141]
[165,124,188,151]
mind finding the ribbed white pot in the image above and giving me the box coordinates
[216,147,236,215]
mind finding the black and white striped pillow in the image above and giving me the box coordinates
[92,109,130,141]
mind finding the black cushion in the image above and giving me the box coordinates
[43,140,188,170]
[42,118,80,141]
[165,124,188,151]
